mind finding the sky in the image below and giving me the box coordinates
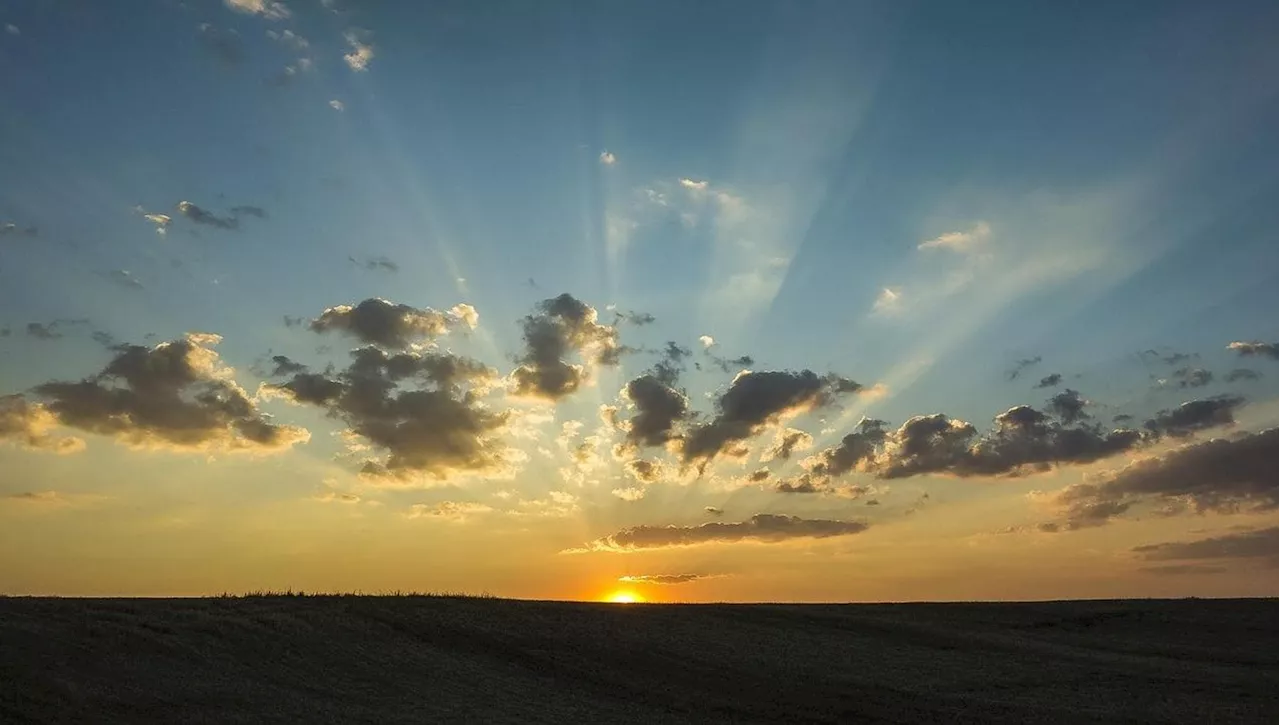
[0,0,1275,602]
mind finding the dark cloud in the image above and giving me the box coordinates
[29,333,307,453]
[615,311,656,326]
[283,315,305,329]
[1045,429,1277,530]
[617,574,712,585]
[1227,341,1278,360]
[1034,373,1062,389]
[1134,527,1278,562]
[804,406,1143,482]
[706,349,756,374]
[570,513,870,551]
[1225,368,1262,383]
[775,474,823,494]
[680,370,861,466]
[625,459,662,483]
[1143,396,1244,438]
[0,395,83,453]
[1140,349,1196,366]
[267,345,512,481]
[1112,414,1134,423]
[761,428,813,462]
[748,468,771,482]
[651,342,691,387]
[348,255,399,273]
[176,201,239,230]
[198,23,244,66]
[90,331,116,348]
[510,294,621,401]
[704,506,724,516]
[620,374,688,449]
[310,298,476,350]
[1005,356,1041,381]
[230,205,268,220]
[1045,389,1089,424]
[865,499,880,506]
[805,418,887,477]
[26,323,60,340]
[1171,367,1212,388]
[269,355,307,377]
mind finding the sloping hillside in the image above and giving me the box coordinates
[1,596,1273,723]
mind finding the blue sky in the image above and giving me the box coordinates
[0,0,1275,600]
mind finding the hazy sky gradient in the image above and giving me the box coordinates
[0,0,1275,601]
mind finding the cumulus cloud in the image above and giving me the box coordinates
[678,178,709,192]
[225,0,290,19]
[568,513,870,552]
[1134,527,1278,562]
[612,487,646,501]
[918,221,991,253]
[617,574,714,585]
[510,294,621,401]
[599,151,616,165]
[1042,429,1278,530]
[309,298,473,350]
[176,201,238,230]
[803,418,888,478]
[343,28,374,71]
[1171,367,1212,389]
[265,346,515,482]
[269,355,307,377]
[1045,389,1089,424]
[698,335,715,349]
[1227,341,1278,360]
[1034,373,1062,389]
[625,459,663,483]
[329,99,345,111]
[871,287,903,315]
[133,206,172,236]
[619,374,688,449]
[680,370,861,466]
[0,395,85,454]
[28,333,307,453]
[1143,396,1244,438]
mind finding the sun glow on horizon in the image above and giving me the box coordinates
[603,590,644,604]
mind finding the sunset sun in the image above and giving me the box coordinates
[604,591,644,604]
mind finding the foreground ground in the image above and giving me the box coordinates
[0,596,1274,723]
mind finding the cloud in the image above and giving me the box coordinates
[309,298,473,350]
[133,206,172,236]
[625,459,663,483]
[1139,564,1227,576]
[1133,527,1278,562]
[510,294,621,401]
[283,315,305,329]
[698,335,715,349]
[28,333,307,453]
[760,428,813,462]
[0,395,85,454]
[1034,373,1062,389]
[1227,341,1278,360]
[230,205,268,220]
[105,269,144,290]
[1043,429,1277,530]
[1225,368,1262,383]
[1045,389,1089,424]
[176,201,238,230]
[4,24,17,35]
[615,311,655,326]
[704,506,724,516]
[918,221,991,253]
[803,418,888,478]
[25,319,87,340]
[1005,356,1042,381]
[705,349,755,374]
[313,486,361,504]
[265,28,308,50]
[680,370,862,466]
[268,355,307,376]
[0,222,38,238]
[619,374,688,449]
[329,99,345,112]
[871,287,902,315]
[617,574,715,585]
[599,151,616,165]
[407,501,494,521]
[225,0,290,19]
[611,487,646,501]
[1170,367,1212,389]
[569,513,870,552]
[348,255,399,273]
[343,28,374,72]
[265,346,515,482]
[198,24,244,66]
[678,178,708,192]
[1143,396,1244,438]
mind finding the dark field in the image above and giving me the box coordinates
[1,596,1274,724]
